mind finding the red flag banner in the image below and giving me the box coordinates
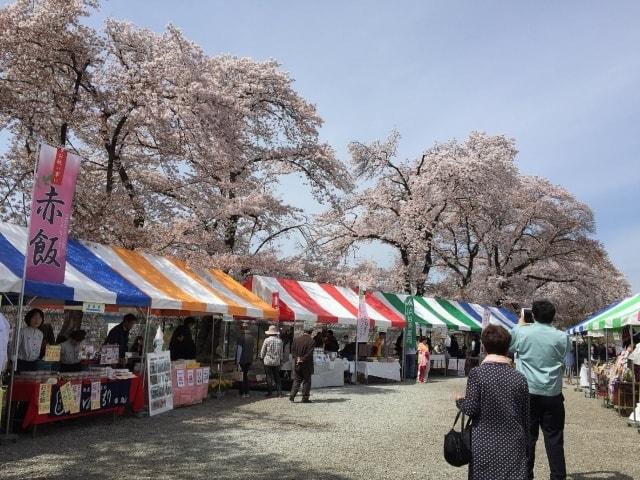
[26,144,81,284]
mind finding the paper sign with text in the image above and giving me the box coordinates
[176,369,185,388]
[44,345,61,362]
[91,381,101,410]
[70,383,81,414]
[100,345,119,364]
[82,302,105,314]
[59,382,75,413]
[38,383,52,415]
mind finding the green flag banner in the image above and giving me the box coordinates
[404,296,417,350]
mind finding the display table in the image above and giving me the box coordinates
[171,364,210,407]
[614,381,640,414]
[431,354,446,370]
[11,376,142,429]
[311,360,344,389]
[348,360,401,382]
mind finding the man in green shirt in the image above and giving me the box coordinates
[510,300,570,480]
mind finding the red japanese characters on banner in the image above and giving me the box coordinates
[26,144,81,284]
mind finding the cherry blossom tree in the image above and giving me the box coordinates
[316,130,629,323]
[0,0,349,275]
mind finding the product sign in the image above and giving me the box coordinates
[146,351,173,416]
[70,383,81,414]
[38,383,52,415]
[90,381,101,410]
[222,313,234,323]
[26,144,81,284]
[59,382,75,414]
[44,345,61,362]
[176,369,185,388]
[82,302,105,314]
[196,368,203,385]
[303,318,316,331]
[100,345,119,365]
[187,369,195,386]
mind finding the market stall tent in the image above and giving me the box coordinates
[0,222,276,318]
[566,300,626,335]
[375,292,517,333]
[566,295,640,333]
[247,275,406,328]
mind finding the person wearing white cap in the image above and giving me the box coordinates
[260,325,284,397]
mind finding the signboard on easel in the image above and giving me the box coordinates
[147,350,173,416]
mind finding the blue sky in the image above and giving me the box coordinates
[41,1,640,291]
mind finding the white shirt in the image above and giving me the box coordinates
[18,326,43,362]
[60,339,81,364]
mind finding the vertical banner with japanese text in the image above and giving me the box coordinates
[481,307,491,330]
[356,286,370,343]
[26,144,81,283]
[403,296,417,350]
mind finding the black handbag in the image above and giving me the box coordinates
[443,409,472,467]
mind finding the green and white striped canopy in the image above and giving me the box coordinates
[373,293,517,333]
[581,294,640,331]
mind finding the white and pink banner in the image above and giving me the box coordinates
[356,286,370,342]
[26,144,80,283]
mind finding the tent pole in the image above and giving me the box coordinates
[574,337,580,392]
[354,331,358,386]
[4,290,35,437]
[605,332,609,363]
[139,307,152,414]
[4,144,40,437]
[210,315,215,370]
[631,326,636,425]
[401,328,406,382]
[587,336,592,398]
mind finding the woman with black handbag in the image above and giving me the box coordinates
[454,325,530,480]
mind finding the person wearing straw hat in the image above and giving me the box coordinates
[260,325,284,398]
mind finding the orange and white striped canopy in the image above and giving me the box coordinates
[0,222,277,319]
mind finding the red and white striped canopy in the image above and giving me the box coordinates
[247,275,406,328]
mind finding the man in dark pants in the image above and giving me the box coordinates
[510,300,570,480]
[290,327,316,403]
[235,323,255,398]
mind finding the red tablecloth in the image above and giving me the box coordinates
[11,376,143,429]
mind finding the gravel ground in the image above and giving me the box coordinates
[0,376,638,480]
